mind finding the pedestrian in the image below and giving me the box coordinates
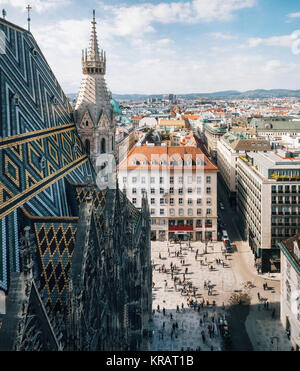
[170,313,173,320]
[163,308,166,316]
[257,292,260,301]
[159,253,161,259]
[157,304,160,312]
[272,309,275,319]
[266,301,269,310]
[201,331,206,343]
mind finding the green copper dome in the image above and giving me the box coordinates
[110,98,122,116]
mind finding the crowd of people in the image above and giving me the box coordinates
[151,240,230,351]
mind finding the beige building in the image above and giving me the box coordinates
[279,234,300,351]
[217,132,270,202]
[236,150,300,272]
[118,145,218,242]
[203,122,227,159]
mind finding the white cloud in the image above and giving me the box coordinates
[103,0,256,37]
[287,12,300,19]
[248,34,295,48]
[0,0,70,13]
[209,32,238,40]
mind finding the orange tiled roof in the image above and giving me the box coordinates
[118,145,218,171]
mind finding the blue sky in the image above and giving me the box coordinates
[1,0,300,94]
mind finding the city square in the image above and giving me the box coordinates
[150,236,292,351]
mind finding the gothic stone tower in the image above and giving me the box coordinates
[75,10,116,170]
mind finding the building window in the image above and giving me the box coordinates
[188,176,193,184]
[197,176,202,184]
[206,176,211,184]
[151,209,155,215]
[151,188,155,194]
[206,198,211,205]
[197,187,201,194]
[179,208,183,216]
[151,198,155,204]
[160,177,164,184]
[170,176,174,184]
[150,177,155,184]
[141,177,146,184]
[132,177,137,184]
[132,188,137,194]
[188,188,193,194]
[178,176,183,184]
[206,208,211,215]
[170,209,175,215]
[197,198,202,204]
[132,198,137,204]
[188,198,193,205]
[170,187,174,194]
[179,198,183,205]
[206,187,211,194]
[188,209,193,216]
[160,188,164,194]
[123,177,127,184]
[160,209,165,215]
[170,198,174,205]
[197,209,202,215]
[151,219,156,225]
[160,198,164,205]
[178,188,183,194]
[196,219,202,227]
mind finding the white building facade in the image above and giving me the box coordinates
[236,151,300,273]
[118,146,218,242]
[279,234,300,351]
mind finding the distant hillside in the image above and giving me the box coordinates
[67,89,300,102]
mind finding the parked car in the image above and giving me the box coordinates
[222,230,228,240]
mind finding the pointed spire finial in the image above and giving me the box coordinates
[26,4,32,32]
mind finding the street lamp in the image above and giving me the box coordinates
[203,210,208,255]
[270,336,279,351]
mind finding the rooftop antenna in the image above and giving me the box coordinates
[26,4,32,32]
[2,9,6,19]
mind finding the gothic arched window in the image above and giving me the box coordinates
[101,138,106,154]
[85,139,90,155]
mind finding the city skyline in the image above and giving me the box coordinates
[1,0,300,95]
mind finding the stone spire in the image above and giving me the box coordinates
[88,10,100,61]
[81,10,106,76]
[75,10,116,169]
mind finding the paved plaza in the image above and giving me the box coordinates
[149,239,292,351]
[149,240,237,351]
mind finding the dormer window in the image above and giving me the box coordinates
[14,94,19,105]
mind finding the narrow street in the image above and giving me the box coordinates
[217,175,291,351]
